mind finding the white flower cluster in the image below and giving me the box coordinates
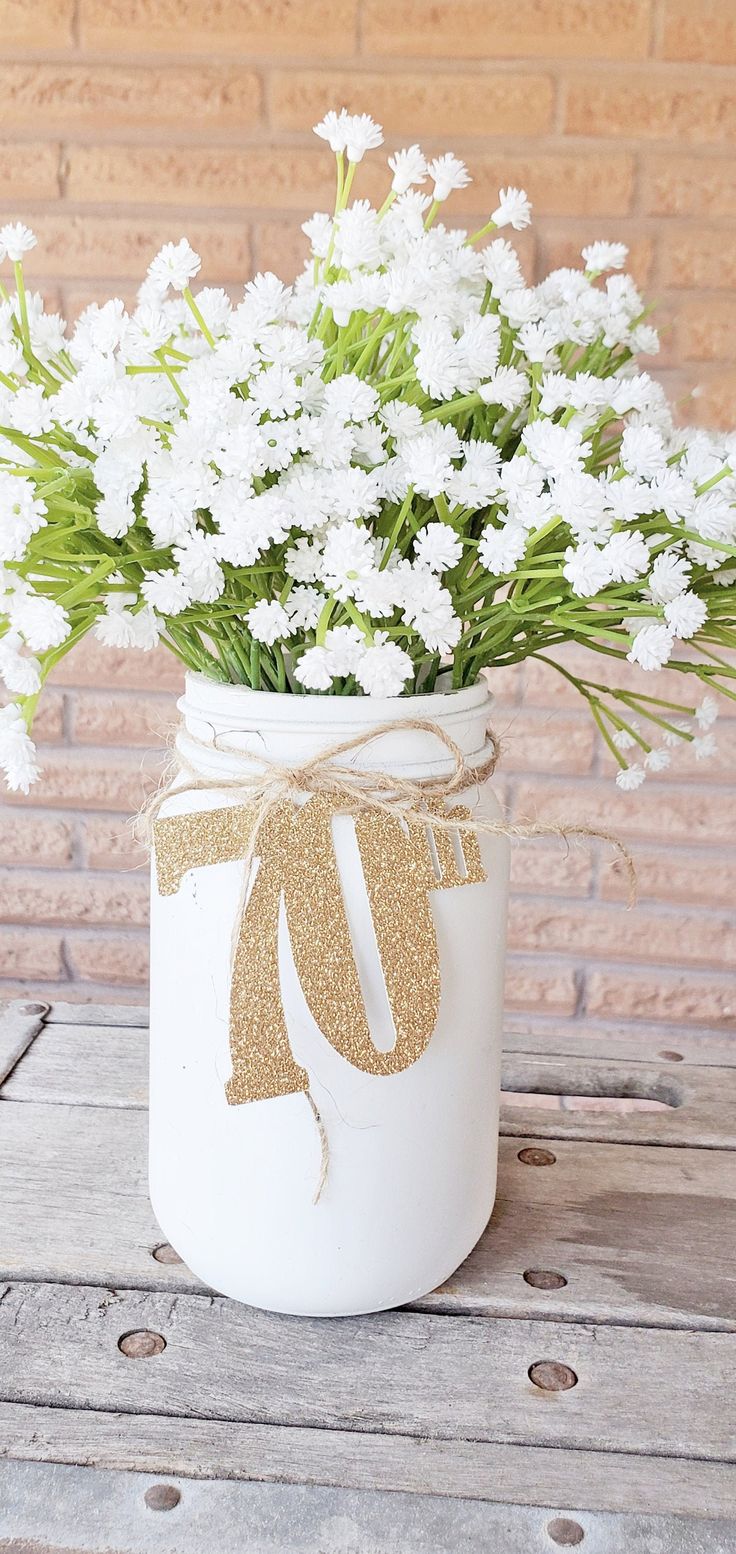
[0,116,732,794]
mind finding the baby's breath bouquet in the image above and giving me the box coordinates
[0,108,734,793]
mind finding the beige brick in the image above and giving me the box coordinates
[0,927,64,980]
[4,751,160,814]
[564,74,736,146]
[81,0,358,55]
[0,63,262,132]
[508,897,736,970]
[1,0,74,47]
[252,219,310,281]
[66,145,349,213]
[660,0,736,64]
[83,816,148,872]
[0,142,59,202]
[504,960,579,1016]
[677,296,736,361]
[67,931,149,986]
[18,214,251,285]
[64,144,634,219]
[586,968,736,1027]
[52,640,184,694]
[688,369,736,431]
[601,845,736,909]
[0,811,73,867]
[510,841,593,897]
[645,155,736,218]
[2,688,63,744]
[497,710,596,776]
[362,0,652,60]
[513,777,736,847]
[660,230,736,291]
[70,692,176,748]
[270,68,555,137]
[0,869,148,928]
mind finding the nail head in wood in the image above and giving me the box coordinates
[528,1361,578,1392]
[518,1147,556,1166]
[144,1483,181,1511]
[19,1003,48,1017]
[524,1269,568,1290]
[658,1050,684,1062]
[546,1517,585,1546]
[118,1329,166,1358]
[152,1242,183,1265]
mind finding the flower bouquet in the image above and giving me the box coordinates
[1,110,733,1314]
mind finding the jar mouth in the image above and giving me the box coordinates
[182,670,491,726]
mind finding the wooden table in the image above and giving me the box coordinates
[1,998,735,1552]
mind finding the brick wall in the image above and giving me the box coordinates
[0,0,734,1037]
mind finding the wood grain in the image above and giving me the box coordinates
[3,1401,735,1519]
[2,1099,735,1329]
[1,1458,733,1554]
[7,1019,736,1150]
[1,1281,735,1461]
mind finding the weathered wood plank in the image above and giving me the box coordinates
[3,1403,735,1521]
[2,1101,734,1330]
[8,1023,736,1152]
[504,1023,736,1068]
[1,1282,735,1462]
[2,1024,147,1108]
[0,1000,47,1086]
[44,1000,148,1027]
[1,1460,733,1554]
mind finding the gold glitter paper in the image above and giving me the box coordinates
[153,796,487,1105]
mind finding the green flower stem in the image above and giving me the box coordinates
[182,287,216,348]
[13,261,31,352]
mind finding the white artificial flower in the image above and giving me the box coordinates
[522,420,584,478]
[695,694,718,730]
[321,522,375,599]
[0,631,41,695]
[644,747,671,772]
[479,521,527,575]
[323,374,379,424]
[627,622,675,671]
[620,425,667,480]
[414,522,463,573]
[664,590,708,639]
[285,585,323,631]
[387,146,427,195]
[94,600,159,651]
[285,537,324,584]
[563,542,614,598]
[616,764,646,791]
[694,733,717,761]
[9,384,53,437]
[428,154,471,202]
[482,239,525,293]
[173,535,225,604]
[380,400,424,442]
[601,529,649,584]
[0,473,46,560]
[612,727,637,751]
[355,633,413,697]
[491,187,531,231]
[648,551,691,604]
[148,239,201,294]
[323,623,365,675]
[95,495,136,539]
[0,223,37,262]
[0,702,39,792]
[313,109,349,153]
[8,593,70,651]
[581,241,628,273]
[302,213,333,258]
[479,367,529,411]
[295,644,334,691]
[343,113,384,163]
[141,570,192,616]
[246,599,293,645]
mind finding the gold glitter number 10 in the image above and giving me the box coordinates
[154,796,486,1106]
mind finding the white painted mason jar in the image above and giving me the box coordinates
[149,672,509,1316]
